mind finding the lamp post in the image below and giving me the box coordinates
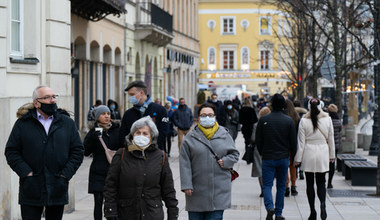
[369,0,379,156]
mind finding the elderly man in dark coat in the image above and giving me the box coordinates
[4,85,84,220]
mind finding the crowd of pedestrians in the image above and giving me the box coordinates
[4,83,341,220]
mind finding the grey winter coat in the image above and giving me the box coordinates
[179,125,240,212]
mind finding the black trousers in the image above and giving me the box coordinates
[21,205,64,220]
[305,172,326,211]
[165,135,172,155]
[93,193,119,220]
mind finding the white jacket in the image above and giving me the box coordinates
[294,111,335,173]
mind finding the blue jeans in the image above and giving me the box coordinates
[262,158,289,216]
[188,210,224,220]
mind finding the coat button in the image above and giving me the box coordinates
[109,208,112,211]
[142,193,144,197]
[143,173,146,176]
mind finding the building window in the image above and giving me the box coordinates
[260,16,271,35]
[278,19,291,37]
[208,47,216,70]
[260,50,270,70]
[221,16,235,35]
[241,47,249,70]
[11,0,23,56]
[223,51,234,70]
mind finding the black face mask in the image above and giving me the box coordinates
[38,102,57,116]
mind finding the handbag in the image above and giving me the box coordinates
[97,133,116,164]
[203,144,239,182]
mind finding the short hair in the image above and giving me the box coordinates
[130,116,159,141]
[32,85,48,100]
[179,97,185,101]
[95,100,102,106]
[211,93,218,98]
[197,103,216,116]
[271,93,286,111]
[125,80,148,94]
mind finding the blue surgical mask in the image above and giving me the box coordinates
[129,96,139,105]
[200,116,215,127]
[110,105,115,110]
[227,105,233,110]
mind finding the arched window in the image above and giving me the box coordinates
[208,47,216,70]
[241,47,249,70]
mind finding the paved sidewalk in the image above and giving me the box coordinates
[63,121,380,220]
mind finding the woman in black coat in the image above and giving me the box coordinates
[239,98,258,163]
[84,105,121,220]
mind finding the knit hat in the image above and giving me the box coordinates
[92,105,110,121]
[327,104,338,113]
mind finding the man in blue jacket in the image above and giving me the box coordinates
[172,98,193,149]
[5,85,84,220]
[119,80,169,150]
[256,94,297,220]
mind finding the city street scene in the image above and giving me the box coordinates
[1,0,380,220]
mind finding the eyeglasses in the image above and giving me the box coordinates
[37,95,59,101]
[199,113,215,117]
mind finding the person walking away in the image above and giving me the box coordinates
[327,104,342,189]
[294,98,335,220]
[252,106,271,197]
[293,100,308,180]
[180,103,239,220]
[119,80,169,150]
[207,93,226,126]
[256,94,297,220]
[164,101,175,157]
[84,105,121,220]
[172,98,193,149]
[284,99,300,197]
[224,100,239,141]
[239,99,258,164]
[5,85,84,220]
[107,99,121,121]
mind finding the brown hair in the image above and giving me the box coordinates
[285,99,300,126]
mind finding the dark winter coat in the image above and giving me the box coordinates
[256,111,297,162]
[84,122,121,193]
[331,118,342,152]
[5,104,84,206]
[103,136,178,220]
[167,109,175,136]
[119,103,169,150]
[172,105,193,130]
[225,109,239,140]
[239,106,258,143]
[207,100,226,126]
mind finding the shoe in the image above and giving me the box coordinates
[291,186,298,196]
[285,188,290,197]
[299,171,304,180]
[167,154,171,157]
[266,208,275,220]
[308,210,317,220]
[275,216,285,220]
[259,192,263,197]
[321,202,327,220]
[327,183,333,189]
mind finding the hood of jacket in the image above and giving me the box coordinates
[16,102,70,119]
[303,110,329,119]
[295,107,308,114]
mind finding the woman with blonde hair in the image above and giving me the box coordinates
[294,99,335,220]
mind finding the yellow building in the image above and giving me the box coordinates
[199,0,291,100]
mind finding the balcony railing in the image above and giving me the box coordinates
[71,0,126,21]
[135,2,173,46]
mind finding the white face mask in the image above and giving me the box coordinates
[200,116,216,127]
[133,135,151,149]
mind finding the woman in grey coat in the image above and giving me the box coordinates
[179,103,240,220]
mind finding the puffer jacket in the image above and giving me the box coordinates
[331,118,342,152]
[84,122,121,193]
[5,103,84,206]
[103,134,178,220]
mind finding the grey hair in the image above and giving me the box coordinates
[130,116,159,140]
[32,85,48,100]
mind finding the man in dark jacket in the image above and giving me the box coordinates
[4,85,84,220]
[256,94,297,220]
[207,93,226,126]
[119,80,169,150]
[172,98,193,149]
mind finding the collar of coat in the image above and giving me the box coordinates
[303,110,329,119]
[295,107,308,114]
[16,102,70,120]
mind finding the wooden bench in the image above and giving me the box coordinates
[337,154,367,175]
[344,160,377,186]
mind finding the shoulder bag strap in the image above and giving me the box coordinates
[121,148,126,161]
[317,127,328,143]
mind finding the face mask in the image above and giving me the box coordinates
[38,102,57,116]
[200,116,215,127]
[110,105,115,110]
[133,135,151,149]
[129,95,140,105]
[212,99,217,103]
[227,105,233,110]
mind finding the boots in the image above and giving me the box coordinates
[291,186,298,196]
[285,188,290,197]
[308,210,317,220]
[320,202,327,220]
[299,170,304,180]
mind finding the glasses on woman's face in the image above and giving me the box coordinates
[37,95,59,101]
[199,113,214,117]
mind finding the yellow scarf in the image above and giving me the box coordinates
[198,122,219,140]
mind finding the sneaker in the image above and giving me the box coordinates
[285,188,290,197]
[275,216,285,220]
[266,208,275,220]
[291,186,298,196]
